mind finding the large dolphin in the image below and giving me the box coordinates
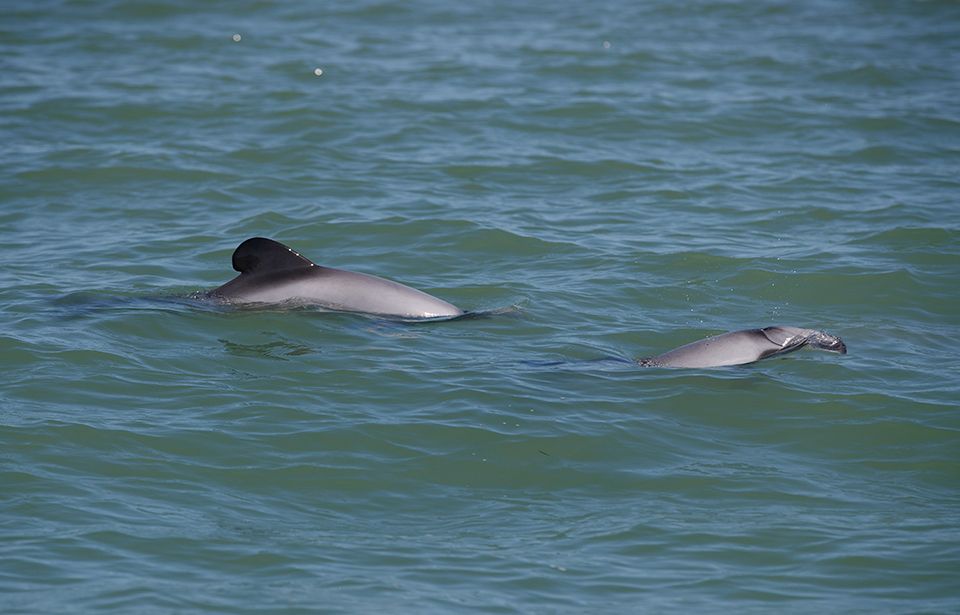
[638,326,846,368]
[208,237,463,319]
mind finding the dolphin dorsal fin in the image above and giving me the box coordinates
[231,237,316,274]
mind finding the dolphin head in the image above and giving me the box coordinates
[805,330,847,354]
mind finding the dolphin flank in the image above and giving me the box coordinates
[638,326,847,368]
[208,237,463,319]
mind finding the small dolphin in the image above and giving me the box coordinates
[638,326,847,368]
[208,237,463,319]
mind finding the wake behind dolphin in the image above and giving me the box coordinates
[638,326,847,368]
[208,237,463,319]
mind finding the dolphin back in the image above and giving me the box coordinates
[208,237,463,319]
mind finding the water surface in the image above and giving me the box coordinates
[2,1,959,612]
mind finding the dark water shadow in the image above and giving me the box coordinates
[219,337,317,361]
[518,355,639,372]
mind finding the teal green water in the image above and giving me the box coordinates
[3,1,960,612]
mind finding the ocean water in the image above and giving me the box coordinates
[2,0,959,612]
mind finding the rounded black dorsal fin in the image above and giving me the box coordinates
[231,237,316,274]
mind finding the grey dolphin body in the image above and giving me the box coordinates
[208,237,463,319]
[638,326,847,368]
